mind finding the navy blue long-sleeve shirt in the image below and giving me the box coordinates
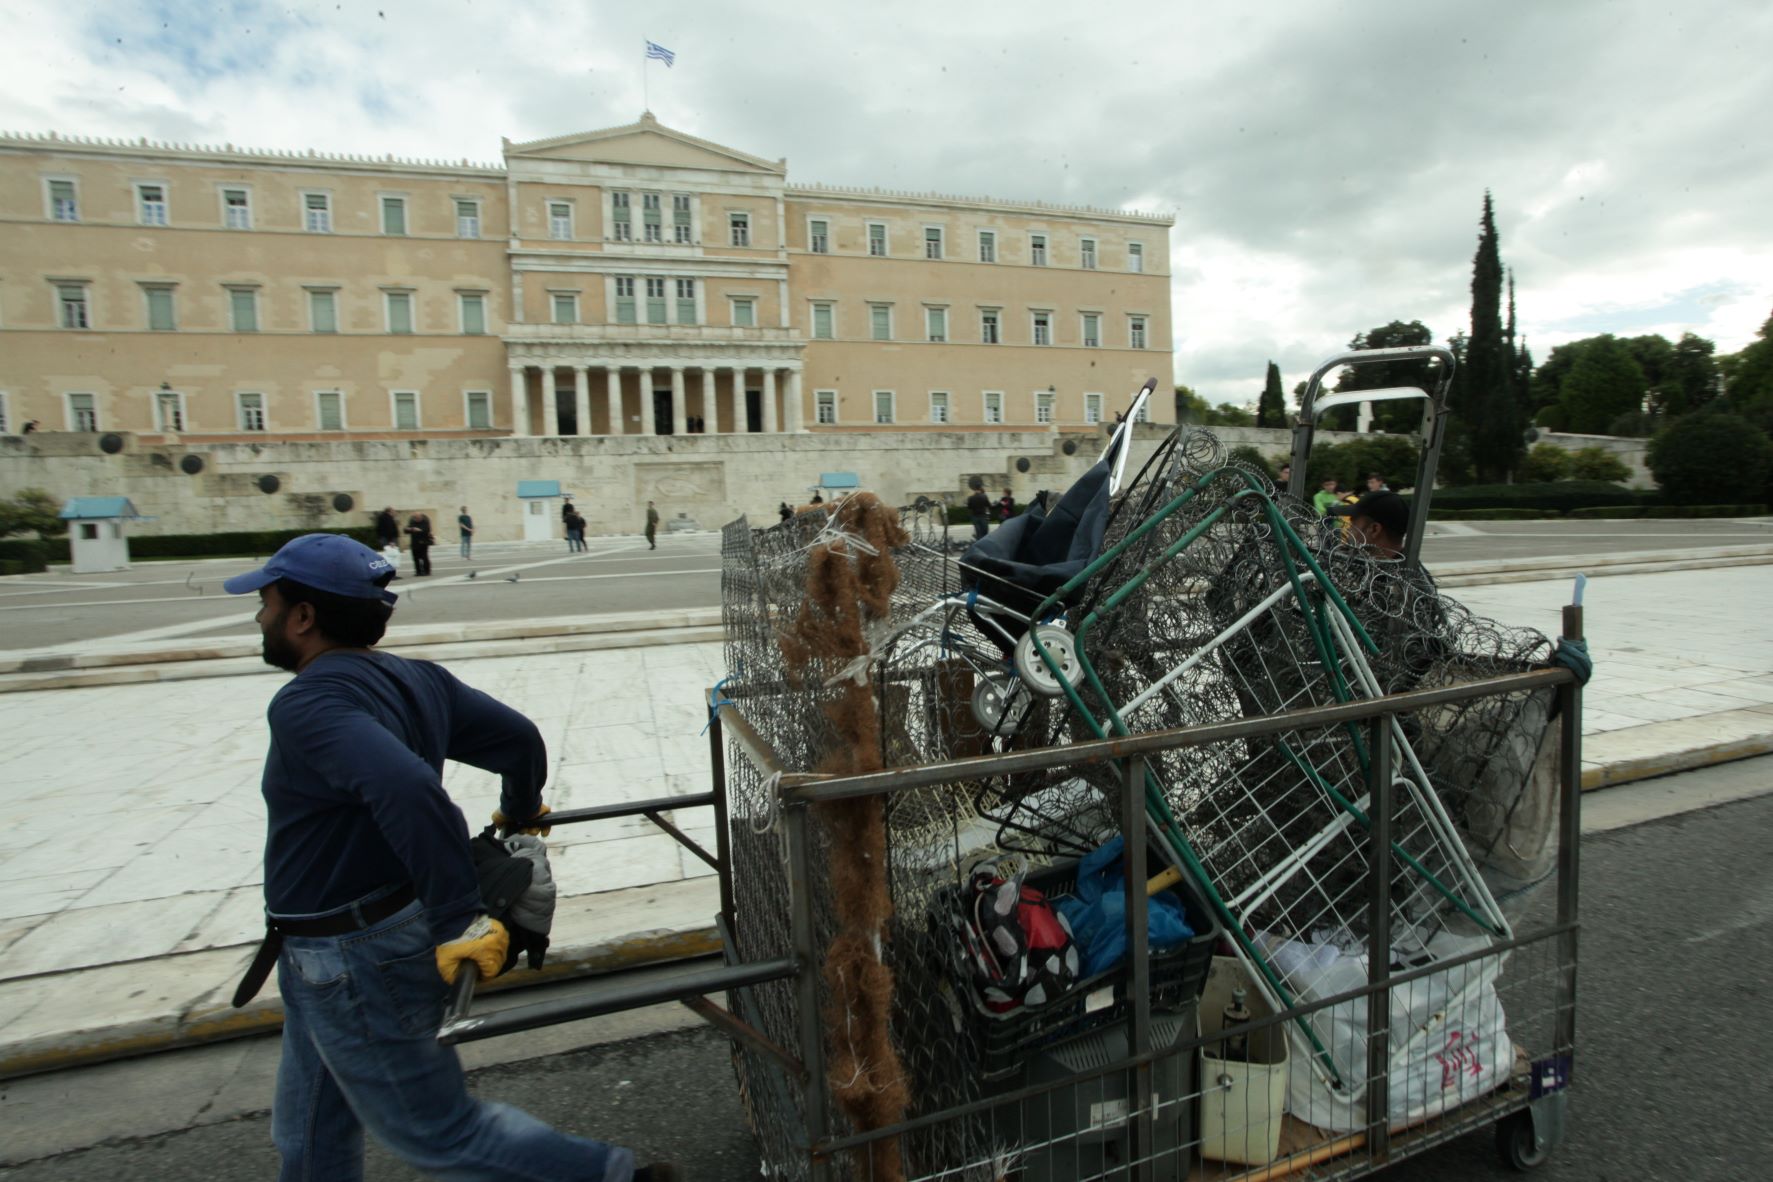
[260,649,546,941]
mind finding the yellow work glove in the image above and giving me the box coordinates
[435,915,510,985]
[492,802,552,837]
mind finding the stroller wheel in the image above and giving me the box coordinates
[1014,625,1084,698]
[972,676,1031,734]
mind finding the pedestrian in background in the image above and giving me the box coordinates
[1312,478,1341,517]
[966,480,991,540]
[405,512,434,576]
[997,487,1016,523]
[374,506,401,577]
[778,501,793,524]
[221,534,678,1181]
[1367,472,1389,493]
[457,506,474,559]
[644,500,660,550]
[565,510,586,553]
[1277,463,1292,491]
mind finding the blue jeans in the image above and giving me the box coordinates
[274,900,633,1181]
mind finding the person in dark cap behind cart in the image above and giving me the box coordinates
[223,533,678,1182]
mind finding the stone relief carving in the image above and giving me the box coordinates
[635,461,726,503]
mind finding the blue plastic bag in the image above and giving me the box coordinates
[1052,836,1194,977]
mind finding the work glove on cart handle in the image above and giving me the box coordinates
[436,915,510,985]
[491,802,552,837]
[1551,637,1592,687]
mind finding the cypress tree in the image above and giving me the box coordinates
[1257,360,1287,428]
[1456,194,1519,481]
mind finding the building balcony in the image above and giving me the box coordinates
[502,322,804,365]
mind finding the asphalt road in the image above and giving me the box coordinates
[5,781,1769,1181]
[1,519,1768,651]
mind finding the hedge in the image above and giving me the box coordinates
[1413,480,1647,514]
[0,539,49,575]
[1427,508,1563,520]
[1567,504,1769,520]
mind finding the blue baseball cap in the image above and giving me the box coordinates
[224,534,399,604]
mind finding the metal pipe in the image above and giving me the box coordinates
[1556,604,1584,1068]
[783,802,831,1181]
[437,957,797,1044]
[1364,714,1394,1161]
[707,707,737,940]
[716,697,790,780]
[542,791,715,827]
[1122,757,1153,1181]
[777,667,1573,803]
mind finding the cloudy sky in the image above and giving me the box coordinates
[3,0,1768,405]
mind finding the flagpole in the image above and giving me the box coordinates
[642,39,649,113]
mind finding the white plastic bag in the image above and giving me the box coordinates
[381,544,402,574]
[1260,931,1512,1133]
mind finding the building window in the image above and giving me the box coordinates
[1032,311,1051,346]
[983,390,1003,424]
[924,226,943,260]
[672,193,692,243]
[1128,242,1144,273]
[0,392,8,434]
[642,192,662,242]
[929,391,950,424]
[1084,392,1104,425]
[867,222,887,256]
[551,292,578,325]
[548,201,573,240]
[729,211,749,246]
[731,297,756,328]
[1035,390,1055,424]
[873,390,895,424]
[980,308,1000,344]
[58,284,90,329]
[237,392,266,432]
[1082,313,1100,348]
[644,277,666,323]
[815,389,837,424]
[869,303,892,341]
[137,183,168,226]
[143,285,177,332]
[926,306,947,343]
[812,302,834,340]
[459,292,486,335]
[67,392,99,432]
[614,277,636,324]
[611,191,632,241]
[978,230,996,263]
[455,199,481,239]
[1030,233,1047,266]
[675,278,697,324]
[381,195,407,235]
[304,192,332,233]
[308,289,338,334]
[1081,238,1097,269]
[392,390,420,430]
[154,388,185,432]
[229,288,260,333]
[465,390,492,429]
[1130,315,1148,349]
[385,290,414,335]
[48,179,78,221]
[316,390,345,430]
[223,188,251,230]
[809,218,829,254]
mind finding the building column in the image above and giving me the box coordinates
[545,366,564,436]
[700,368,717,433]
[509,365,530,437]
[605,366,623,436]
[640,367,657,435]
[671,366,688,436]
[785,368,805,434]
[574,366,591,437]
[762,366,778,434]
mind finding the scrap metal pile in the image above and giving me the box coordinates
[717,421,1559,1179]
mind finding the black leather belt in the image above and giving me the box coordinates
[231,885,417,1008]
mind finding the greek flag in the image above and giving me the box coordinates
[645,40,675,67]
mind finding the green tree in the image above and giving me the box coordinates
[0,489,65,538]
[1558,335,1647,433]
[1723,310,1773,415]
[1518,444,1572,483]
[1647,411,1773,504]
[1336,320,1439,433]
[1625,334,1678,416]
[1566,446,1631,483]
[1256,361,1288,428]
[1449,194,1521,481]
[1175,385,1255,427]
[1670,332,1720,415]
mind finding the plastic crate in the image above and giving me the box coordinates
[940,848,1219,1081]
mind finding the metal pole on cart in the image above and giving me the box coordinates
[1122,757,1154,1182]
[1364,713,1395,1165]
[783,799,833,1182]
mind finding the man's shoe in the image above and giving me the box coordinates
[634,1164,682,1182]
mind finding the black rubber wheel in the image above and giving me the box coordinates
[1496,1111,1549,1171]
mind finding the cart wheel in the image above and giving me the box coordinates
[1495,1111,1550,1171]
[972,676,1030,734]
[1013,625,1083,698]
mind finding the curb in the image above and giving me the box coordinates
[6,733,1771,1081]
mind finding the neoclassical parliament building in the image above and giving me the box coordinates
[0,114,1172,443]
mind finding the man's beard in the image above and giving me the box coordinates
[261,609,302,671]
